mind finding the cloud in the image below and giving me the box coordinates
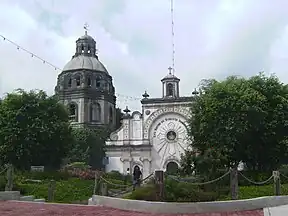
[1,0,288,111]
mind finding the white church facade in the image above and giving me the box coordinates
[105,69,194,178]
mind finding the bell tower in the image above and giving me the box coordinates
[161,66,180,98]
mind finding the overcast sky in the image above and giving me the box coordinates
[1,0,288,110]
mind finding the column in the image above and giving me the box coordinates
[120,157,132,174]
[123,118,130,145]
[140,157,152,179]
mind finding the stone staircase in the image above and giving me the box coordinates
[0,191,45,202]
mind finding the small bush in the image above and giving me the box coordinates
[15,178,94,203]
[21,171,71,181]
[104,170,124,181]
[238,171,273,186]
[125,185,157,201]
[0,175,6,190]
[64,162,91,169]
[125,178,220,202]
[164,178,219,202]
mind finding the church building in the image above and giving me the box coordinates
[55,30,116,129]
[54,29,194,178]
[105,68,193,178]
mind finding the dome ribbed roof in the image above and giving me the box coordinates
[63,55,108,73]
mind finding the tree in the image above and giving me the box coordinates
[0,89,72,170]
[68,127,109,170]
[183,73,288,175]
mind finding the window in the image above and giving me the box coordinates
[87,77,92,87]
[81,45,84,53]
[96,78,101,88]
[103,81,107,89]
[76,76,81,86]
[167,83,174,96]
[68,103,78,121]
[68,78,72,88]
[109,107,113,124]
[90,103,101,122]
[88,45,91,53]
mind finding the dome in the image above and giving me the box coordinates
[63,55,109,73]
[161,73,180,82]
[79,34,95,41]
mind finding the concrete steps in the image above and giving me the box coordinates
[0,191,45,202]
[20,195,46,203]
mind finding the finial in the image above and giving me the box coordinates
[142,91,149,99]
[168,66,173,75]
[192,88,199,96]
[84,22,89,35]
[123,106,131,115]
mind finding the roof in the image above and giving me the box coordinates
[62,55,108,73]
[161,73,180,82]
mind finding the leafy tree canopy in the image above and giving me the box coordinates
[184,73,288,174]
[68,127,109,170]
[0,89,72,170]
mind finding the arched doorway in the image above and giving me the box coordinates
[166,161,178,174]
[133,165,140,173]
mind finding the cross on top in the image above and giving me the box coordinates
[84,22,89,34]
[168,66,173,74]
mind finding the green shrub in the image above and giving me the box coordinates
[0,175,6,191]
[238,171,273,186]
[20,171,71,181]
[125,185,157,201]
[15,178,94,203]
[104,170,124,181]
[164,178,219,202]
[125,178,220,202]
[64,162,91,169]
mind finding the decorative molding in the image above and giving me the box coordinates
[110,133,118,141]
[105,144,152,152]
[123,120,129,140]
[139,157,152,162]
[132,161,143,168]
[143,107,190,139]
[120,157,132,162]
[141,96,193,105]
[145,110,151,115]
[162,156,180,169]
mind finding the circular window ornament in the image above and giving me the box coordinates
[145,110,151,115]
[166,130,177,141]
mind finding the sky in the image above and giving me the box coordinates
[1,0,288,111]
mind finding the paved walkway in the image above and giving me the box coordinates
[0,201,263,216]
[264,204,288,216]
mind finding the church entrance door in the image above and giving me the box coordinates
[166,161,178,174]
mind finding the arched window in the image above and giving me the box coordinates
[87,77,92,87]
[81,44,84,53]
[68,103,78,121]
[90,103,101,122]
[88,45,91,53]
[96,78,101,88]
[103,81,107,90]
[109,107,113,124]
[166,161,178,174]
[167,83,174,96]
[68,78,72,88]
[76,75,81,86]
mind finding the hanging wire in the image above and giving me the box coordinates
[170,0,176,75]
[0,34,61,71]
[0,34,143,102]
